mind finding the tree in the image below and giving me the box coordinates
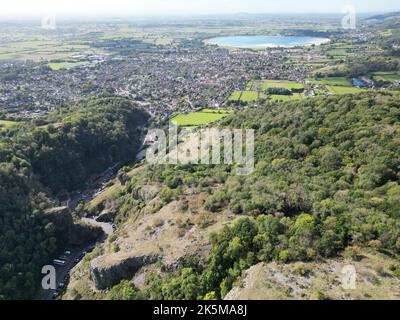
[289,214,318,260]
[204,291,217,300]
[106,280,140,300]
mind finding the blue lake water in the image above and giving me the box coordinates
[207,35,330,48]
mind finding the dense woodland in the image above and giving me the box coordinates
[107,92,400,300]
[0,98,148,299]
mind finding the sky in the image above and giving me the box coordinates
[0,0,398,17]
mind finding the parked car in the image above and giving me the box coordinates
[53,259,66,267]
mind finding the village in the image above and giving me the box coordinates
[0,44,309,120]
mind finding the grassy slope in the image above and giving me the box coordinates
[65,93,400,300]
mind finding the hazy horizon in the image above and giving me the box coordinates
[0,0,398,18]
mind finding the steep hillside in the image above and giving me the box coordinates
[64,92,400,300]
[0,98,149,299]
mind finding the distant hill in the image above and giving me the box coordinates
[367,11,400,21]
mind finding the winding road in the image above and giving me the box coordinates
[39,141,147,300]
[39,217,114,300]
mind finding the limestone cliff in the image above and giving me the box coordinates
[91,254,159,289]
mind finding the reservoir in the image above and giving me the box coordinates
[207,35,330,48]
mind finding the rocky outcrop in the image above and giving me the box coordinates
[117,173,130,186]
[70,222,103,246]
[91,254,159,290]
[44,206,74,243]
[96,210,114,223]
[131,185,161,203]
[45,206,102,246]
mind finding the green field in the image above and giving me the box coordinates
[326,85,366,95]
[0,37,100,61]
[261,80,304,90]
[227,79,306,103]
[240,91,259,102]
[379,29,393,37]
[228,90,258,103]
[269,95,291,102]
[302,62,325,67]
[312,63,347,76]
[47,61,89,70]
[291,93,303,100]
[325,48,349,56]
[228,91,242,101]
[171,109,232,127]
[307,77,352,86]
[0,120,19,128]
[373,72,400,83]
[246,81,254,90]
[201,109,233,114]
[268,93,304,102]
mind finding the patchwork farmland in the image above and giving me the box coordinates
[228,79,306,103]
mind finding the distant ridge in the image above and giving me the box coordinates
[367,11,400,21]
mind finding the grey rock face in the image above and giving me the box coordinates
[117,173,130,186]
[96,210,114,223]
[44,206,74,242]
[131,185,161,203]
[91,254,159,289]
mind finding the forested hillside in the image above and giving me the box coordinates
[1,98,149,192]
[0,98,149,299]
[103,93,400,300]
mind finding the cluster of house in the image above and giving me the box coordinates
[0,45,309,120]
